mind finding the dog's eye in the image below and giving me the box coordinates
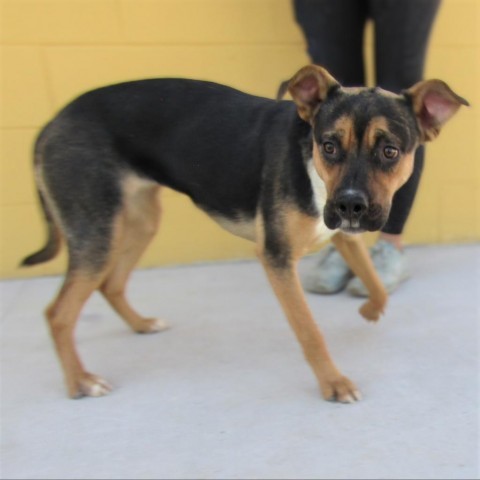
[383,146,399,160]
[323,142,336,155]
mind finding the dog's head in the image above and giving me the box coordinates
[287,65,469,234]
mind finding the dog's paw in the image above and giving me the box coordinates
[321,375,362,404]
[359,300,384,322]
[69,373,112,399]
[133,318,169,334]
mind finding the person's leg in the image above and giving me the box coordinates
[374,0,440,243]
[374,0,440,240]
[347,0,441,296]
[372,0,442,93]
[293,0,368,86]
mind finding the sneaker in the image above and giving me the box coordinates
[346,239,410,297]
[303,245,352,294]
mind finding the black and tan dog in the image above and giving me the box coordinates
[22,65,467,402]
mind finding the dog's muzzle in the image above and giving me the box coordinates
[324,189,386,233]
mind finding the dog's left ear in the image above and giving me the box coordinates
[405,79,469,142]
[288,65,340,122]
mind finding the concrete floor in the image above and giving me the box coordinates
[1,244,479,479]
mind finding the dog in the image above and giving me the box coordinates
[21,65,468,403]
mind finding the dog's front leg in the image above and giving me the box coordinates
[256,243,361,403]
[331,232,388,321]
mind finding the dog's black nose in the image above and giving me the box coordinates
[334,190,368,221]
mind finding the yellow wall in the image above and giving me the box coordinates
[1,0,479,279]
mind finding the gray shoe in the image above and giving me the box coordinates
[346,240,410,297]
[303,245,352,294]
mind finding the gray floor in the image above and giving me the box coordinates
[1,244,479,480]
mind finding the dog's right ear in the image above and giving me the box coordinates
[288,65,340,122]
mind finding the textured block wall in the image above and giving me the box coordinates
[0,0,478,278]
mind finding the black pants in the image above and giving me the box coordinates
[294,0,441,234]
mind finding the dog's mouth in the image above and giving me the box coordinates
[323,200,387,234]
[338,219,367,234]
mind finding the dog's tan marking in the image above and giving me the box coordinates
[120,175,161,233]
[390,150,416,191]
[283,206,320,257]
[368,149,416,210]
[364,116,390,150]
[332,115,356,152]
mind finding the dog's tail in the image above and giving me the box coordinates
[20,147,62,267]
[20,191,61,267]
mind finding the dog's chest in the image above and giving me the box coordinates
[210,161,335,245]
[307,160,337,243]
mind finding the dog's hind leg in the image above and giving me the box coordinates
[46,268,112,398]
[99,177,168,334]
[37,143,128,397]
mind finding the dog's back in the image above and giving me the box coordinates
[36,79,299,219]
